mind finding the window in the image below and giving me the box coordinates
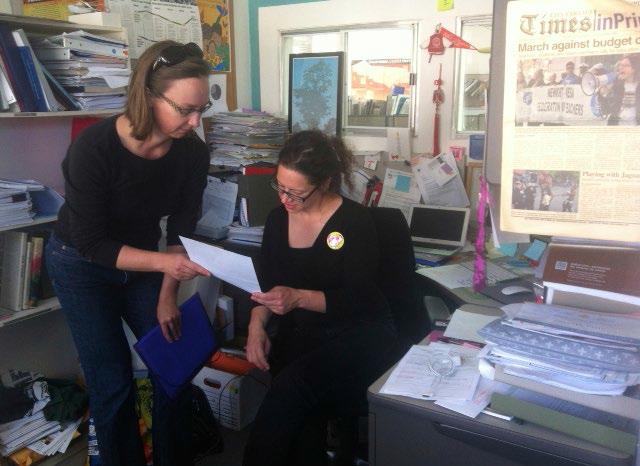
[281,22,418,134]
[452,16,492,137]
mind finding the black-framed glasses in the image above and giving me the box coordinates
[156,92,212,117]
[152,42,203,72]
[269,177,318,203]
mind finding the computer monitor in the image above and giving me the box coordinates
[408,204,470,249]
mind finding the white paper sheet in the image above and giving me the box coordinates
[340,167,370,204]
[377,168,421,221]
[444,308,502,343]
[202,74,228,118]
[199,176,238,228]
[380,343,481,402]
[180,236,261,293]
[435,377,515,418]
[412,152,470,207]
[108,0,202,59]
[386,128,411,161]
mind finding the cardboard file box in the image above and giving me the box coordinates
[192,366,270,430]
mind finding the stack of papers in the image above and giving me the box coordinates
[33,30,129,110]
[227,223,263,246]
[478,302,640,395]
[208,111,288,167]
[0,180,44,227]
[0,412,82,457]
[416,260,518,289]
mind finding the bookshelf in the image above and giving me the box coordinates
[0,12,128,117]
[0,296,61,328]
[0,215,57,232]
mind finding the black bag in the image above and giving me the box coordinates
[192,385,223,459]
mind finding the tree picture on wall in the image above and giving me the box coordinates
[289,52,344,136]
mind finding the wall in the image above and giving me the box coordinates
[256,0,494,154]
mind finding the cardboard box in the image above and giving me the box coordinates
[192,366,270,430]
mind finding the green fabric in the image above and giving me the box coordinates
[42,378,88,422]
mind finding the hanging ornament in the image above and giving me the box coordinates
[432,64,444,155]
[425,32,444,63]
[420,24,479,62]
[439,26,478,50]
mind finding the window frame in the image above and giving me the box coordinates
[451,15,492,139]
[279,21,420,136]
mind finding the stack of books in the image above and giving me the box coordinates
[207,110,288,167]
[32,30,129,111]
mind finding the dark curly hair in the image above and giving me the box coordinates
[277,130,355,192]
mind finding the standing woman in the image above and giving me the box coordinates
[243,130,398,466]
[598,54,640,126]
[45,41,212,466]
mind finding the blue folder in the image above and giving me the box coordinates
[133,292,217,399]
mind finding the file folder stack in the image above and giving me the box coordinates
[479,302,640,396]
[32,30,130,111]
[207,110,288,167]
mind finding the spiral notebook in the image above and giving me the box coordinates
[133,292,217,399]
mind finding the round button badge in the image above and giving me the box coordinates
[326,232,344,250]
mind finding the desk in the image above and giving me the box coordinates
[367,340,634,466]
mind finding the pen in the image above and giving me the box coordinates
[437,337,484,350]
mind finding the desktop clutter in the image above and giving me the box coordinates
[384,237,640,457]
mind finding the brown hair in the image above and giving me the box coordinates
[125,41,209,140]
[278,130,355,192]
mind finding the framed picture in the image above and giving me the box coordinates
[288,52,344,136]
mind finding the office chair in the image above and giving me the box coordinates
[328,206,430,466]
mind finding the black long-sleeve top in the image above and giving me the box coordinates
[259,197,391,329]
[54,115,210,268]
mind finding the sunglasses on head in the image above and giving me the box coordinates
[152,43,203,72]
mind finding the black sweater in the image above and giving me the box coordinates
[55,116,209,268]
[259,198,390,329]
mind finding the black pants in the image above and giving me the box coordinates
[243,320,397,466]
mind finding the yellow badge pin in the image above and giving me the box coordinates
[326,232,344,250]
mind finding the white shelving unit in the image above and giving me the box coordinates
[0,13,129,465]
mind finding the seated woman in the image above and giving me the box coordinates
[243,130,398,466]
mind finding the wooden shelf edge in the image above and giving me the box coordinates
[0,109,123,118]
[0,297,61,327]
[0,12,123,33]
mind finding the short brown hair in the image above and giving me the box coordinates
[125,41,209,140]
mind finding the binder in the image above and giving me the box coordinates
[133,293,218,399]
[236,174,280,227]
[43,39,127,58]
[490,391,637,455]
[494,365,640,421]
[0,24,38,112]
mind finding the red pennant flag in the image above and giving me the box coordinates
[440,27,478,50]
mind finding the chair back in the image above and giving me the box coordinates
[368,207,429,352]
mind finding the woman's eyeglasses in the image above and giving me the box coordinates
[156,92,212,117]
[269,177,318,203]
[152,42,203,72]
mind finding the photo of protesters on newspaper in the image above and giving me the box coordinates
[511,170,580,213]
[515,53,640,126]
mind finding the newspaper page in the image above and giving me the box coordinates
[500,0,640,242]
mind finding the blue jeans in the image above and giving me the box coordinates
[46,235,193,466]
